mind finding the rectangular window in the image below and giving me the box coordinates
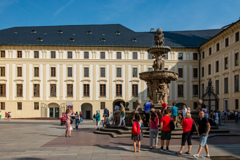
[132,84,138,97]
[216,43,220,51]
[178,53,183,60]
[178,85,184,97]
[116,84,122,97]
[225,57,228,69]
[235,75,239,92]
[148,68,153,71]
[0,102,5,110]
[208,64,211,75]
[0,67,5,76]
[235,32,239,42]
[202,84,205,96]
[68,51,72,59]
[100,84,106,97]
[34,51,39,58]
[133,52,137,59]
[202,67,204,77]
[67,67,72,77]
[216,80,219,94]
[116,68,121,77]
[83,84,89,97]
[100,102,105,110]
[34,102,39,110]
[100,52,105,59]
[50,84,56,97]
[225,38,229,47]
[84,52,89,59]
[235,53,239,66]
[17,67,22,77]
[235,99,239,109]
[67,84,73,97]
[224,78,228,93]
[1,51,5,58]
[51,67,56,77]
[133,102,137,110]
[209,47,212,56]
[163,53,168,59]
[17,51,22,58]
[148,53,152,59]
[193,102,198,109]
[117,52,121,59]
[33,84,40,97]
[51,51,56,58]
[178,68,183,78]
[193,68,198,78]
[202,51,205,59]
[17,102,22,110]
[216,61,219,72]
[164,68,168,70]
[193,85,198,97]
[193,53,198,60]
[133,68,138,77]
[34,67,39,77]
[17,84,23,97]
[84,67,89,77]
[100,68,105,77]
[0,84,6,97]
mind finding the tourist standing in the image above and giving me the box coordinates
[0,111,1,120]
[5,112,8,120]
[149,111,159,149]
[160,109,171,151]
[80,111,83,123]
[75,112,80,129]
[193,111,211,159]
[114,104,120,111]
[118,102,126,126]
[223,110,228,123]
[143,100,152,126]
[234,110,238,123]
[214,110,219,125]
[94,110,101,130]
[132,113,142,153]
[103,107,109,117]
[8,112,11,121]
[201,104,208,118]
[171,102,178,127]
[182,105,187,119]
[65,109,75,137]
[176,113,194,155]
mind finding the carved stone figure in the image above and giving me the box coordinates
[152,56,164,71]
[154,28,164,47]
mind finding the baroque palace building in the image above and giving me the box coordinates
[0,20,239,118]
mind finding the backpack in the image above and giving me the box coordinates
[132,121,140,135]
[170,119,175,131]
[191,121,197,134]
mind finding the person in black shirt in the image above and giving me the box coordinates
[193,111,211,159]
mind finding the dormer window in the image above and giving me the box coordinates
[115,31,120,35]
[57,30,63,34]
[131,38,137,42]
[36,38,43,42]
[69,38,74,42]
[86,31,92,35]
[31,30,36,33]
[99,38,106,42]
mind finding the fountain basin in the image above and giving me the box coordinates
[139,70,178,81]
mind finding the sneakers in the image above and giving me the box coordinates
[166,147,169,151]
[202,155,210,159]
[160,146,164,150]
[193,154,199,159]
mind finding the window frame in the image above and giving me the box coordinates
[132,84,138,97]
[33,84,40,97]
[84,67,89,77]
[177,84,184,97]
[50,84,57,97]
[67,84,73,97]
[116,84,122,97]
[100,84,106,97]
[34,102,39,110]
[83,84,90,97]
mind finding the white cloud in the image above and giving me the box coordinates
[52,0,74,19]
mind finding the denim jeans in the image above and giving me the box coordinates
[200,134,208,146]
[75,119,79,129]
[150,129,159,146]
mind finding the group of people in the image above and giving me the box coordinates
[234,110,240,123]
[130,100,211,159]
[0,111,11,120]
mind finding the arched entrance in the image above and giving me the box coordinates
[81,103,92,119]
[112,99,125,111]
[176,103,187,110]
[48,103,60,118]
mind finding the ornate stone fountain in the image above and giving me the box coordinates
[139,28,178,108]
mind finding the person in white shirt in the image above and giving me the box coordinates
[201,104,208,119]
[182,105,187,119]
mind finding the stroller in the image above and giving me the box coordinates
[60,116,66,126]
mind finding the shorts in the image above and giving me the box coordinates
[161,131,171,140]
[173,116,178,123]
[199,134,208,146]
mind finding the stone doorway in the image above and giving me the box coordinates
[81,103,92,119]
[112,99,125,111]
[48,103,60,118]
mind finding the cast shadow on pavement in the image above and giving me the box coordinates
[14,158,44,160]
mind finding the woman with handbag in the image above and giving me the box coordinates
[65,109,75,137]
[175,113,194,155]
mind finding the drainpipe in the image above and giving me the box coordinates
[198,48,201,99]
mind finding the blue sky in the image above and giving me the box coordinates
[0,0,240,32]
